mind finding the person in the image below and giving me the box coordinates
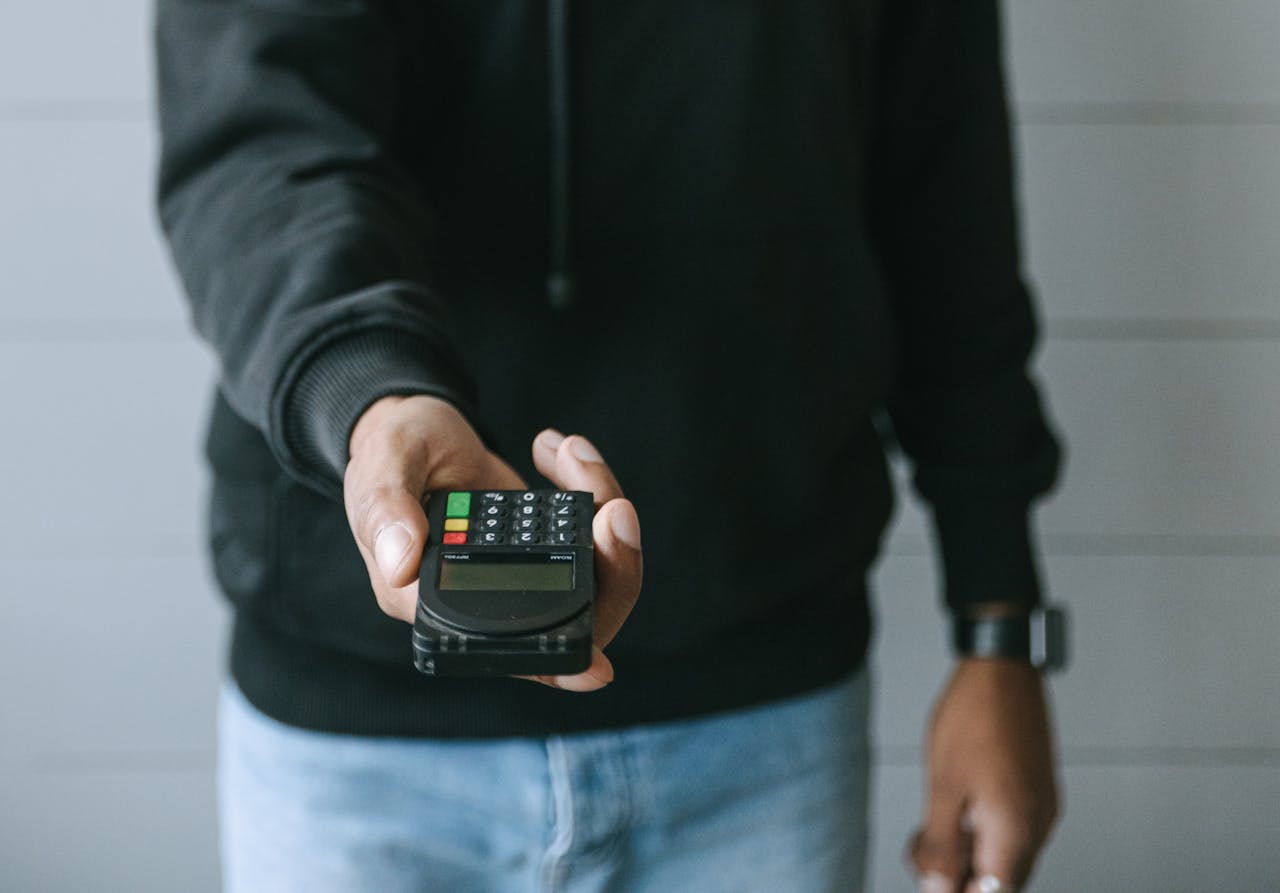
[156,1,1063,891]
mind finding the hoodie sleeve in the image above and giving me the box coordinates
[867,0,1063,613]
[155,0,473,502]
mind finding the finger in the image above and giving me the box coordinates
[529,428,638,689]
[532,427,641,646]
[517,645,616,692]
[511,498,641,691]
[531,426,564,476]
[532,430,624,506]
[917,871,965,893]
[965,806,1040,892]
[909,788,971,893]
[962,878,1018,893]
[590,498,643,648]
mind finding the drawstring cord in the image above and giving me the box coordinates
[546,0,576,310]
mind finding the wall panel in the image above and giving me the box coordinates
[0,341,214,558]
[0,122,181,326]
[1008,1,1280,106]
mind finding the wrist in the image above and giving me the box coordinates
[960,600,1036,620]
[349,394,462,461]
[277,327,477,497]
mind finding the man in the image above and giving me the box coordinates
[157,1,1062,891]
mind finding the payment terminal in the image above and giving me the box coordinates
[412,489,594,677]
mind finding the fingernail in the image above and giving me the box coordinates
[374,523,413,579]
[609,503,641,550]
[538,428,566,451]
[919,874,951,893]
[569,436,603,463]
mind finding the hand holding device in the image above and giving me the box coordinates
[344,395,641,691]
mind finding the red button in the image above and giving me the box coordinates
[442,532,467,544]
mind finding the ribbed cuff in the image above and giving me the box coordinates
[932,500,1044,612]
[278,328,475,499]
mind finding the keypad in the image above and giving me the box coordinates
[440,490,586,547]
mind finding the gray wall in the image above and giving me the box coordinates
[0,2,1275,891]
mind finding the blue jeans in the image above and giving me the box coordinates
[218,669,871,893]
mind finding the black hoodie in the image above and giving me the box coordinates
[156,0,1060,737]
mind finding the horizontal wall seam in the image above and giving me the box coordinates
[1048,318,1280,341]
[5,533,1280,561]
[3,320,1280,346]
[8,745,1278,774]
[876,744,1280,768]
[887,534,1280,558]
[1018,101,1280,127]
[0,99,150,123]
[5,99,1280,127]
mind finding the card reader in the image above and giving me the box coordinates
[412,489,594,677]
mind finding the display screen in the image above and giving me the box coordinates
[438,556,574,591]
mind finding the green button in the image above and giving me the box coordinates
[445,492,471,518]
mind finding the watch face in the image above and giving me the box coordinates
[1031,606,1068,673]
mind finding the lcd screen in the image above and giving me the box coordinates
[438,558,574,591]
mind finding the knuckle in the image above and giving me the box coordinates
[351,485,401,538]
[371,583,408,621]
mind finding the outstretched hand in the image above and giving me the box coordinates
[343,394,642,692]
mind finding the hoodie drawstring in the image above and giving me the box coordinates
[546,0,576,311]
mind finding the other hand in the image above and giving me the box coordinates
[343,394,642,692]
[909,658,1059,892]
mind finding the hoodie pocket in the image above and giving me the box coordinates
[268,478,409,664]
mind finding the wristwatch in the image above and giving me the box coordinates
[952,605,1068,673]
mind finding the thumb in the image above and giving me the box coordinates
[349,484,431,589]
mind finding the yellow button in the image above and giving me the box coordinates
[443,518,469,532]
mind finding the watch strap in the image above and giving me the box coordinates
[952,606,1068,672]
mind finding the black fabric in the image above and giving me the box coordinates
[157,0,1062,738]
[283,324,477,499]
